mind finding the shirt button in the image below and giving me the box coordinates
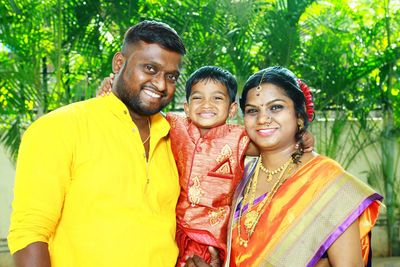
[196,146,202,152]
[123,110,128,115]
[132,128,136,133]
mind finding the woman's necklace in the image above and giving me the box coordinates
[237,156,295,248]
[142,117,151,145]
[259,155,291,182]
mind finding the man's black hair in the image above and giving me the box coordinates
[123,20,186,55]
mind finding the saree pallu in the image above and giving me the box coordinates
[226,155,382,267]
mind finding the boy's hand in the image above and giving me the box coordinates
[301,131,314,152]
[96,73,114,96]
[184,247,220,267]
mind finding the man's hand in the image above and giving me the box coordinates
[184,247,221,267]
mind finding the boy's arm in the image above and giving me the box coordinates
[96,73,114,96]
[302,131,314,152]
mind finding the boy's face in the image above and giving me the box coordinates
[184,80,237,135]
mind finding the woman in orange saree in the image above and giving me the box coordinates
[224,66,382,267]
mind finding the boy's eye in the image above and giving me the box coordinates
[244,108,258,114]
[214,96,224,100]
[191,96,201,100]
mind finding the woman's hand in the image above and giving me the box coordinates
[96,73,114,96]
[184,247,221,267]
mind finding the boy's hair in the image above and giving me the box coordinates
[122,20,186,55]
[185,66,237,102]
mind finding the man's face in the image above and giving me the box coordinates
[113,41,182,116]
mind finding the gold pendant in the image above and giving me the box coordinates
[239,238,248,247]
[244,210,258,232]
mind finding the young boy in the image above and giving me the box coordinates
[98,66,311,266]
[167,66,253,266]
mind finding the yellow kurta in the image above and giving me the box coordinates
[8,93,180,267]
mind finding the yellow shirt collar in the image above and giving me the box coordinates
[102,93,171,138]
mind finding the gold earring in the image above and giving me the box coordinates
[298,120,304,131]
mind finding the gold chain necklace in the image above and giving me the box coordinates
[237,156,295,248]
[259,155,292,182]
[142,117,151,145]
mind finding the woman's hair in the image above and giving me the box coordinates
[239,66,312,162]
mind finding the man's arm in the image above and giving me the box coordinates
[8,111,74,264]
[13,242,51,267]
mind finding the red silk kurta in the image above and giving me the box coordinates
[166,113,250,266]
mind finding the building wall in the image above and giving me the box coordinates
[0,145,14,239]
[0,145,15,266]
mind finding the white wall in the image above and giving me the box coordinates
[0,145,15,239]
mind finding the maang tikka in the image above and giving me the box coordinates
[256,71,267,96]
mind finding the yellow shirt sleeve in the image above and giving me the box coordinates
[8,109,74,253]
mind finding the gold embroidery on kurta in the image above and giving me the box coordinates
[169,115,178,128]
[216,144,236,169]
[208,207,226,226]
[188,176,202,206]
[215,161,231,174]
[240,136,249,148]
[216,144,232,163]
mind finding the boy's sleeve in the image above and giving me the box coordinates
[8,112,74,254]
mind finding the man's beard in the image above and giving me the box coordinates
[115,73,168,116]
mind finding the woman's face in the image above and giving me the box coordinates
[243,83,298,152]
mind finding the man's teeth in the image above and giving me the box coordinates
[144,90,161,98]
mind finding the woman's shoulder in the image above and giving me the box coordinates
[305,153,345,171]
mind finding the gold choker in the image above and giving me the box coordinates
[259,156,292,182]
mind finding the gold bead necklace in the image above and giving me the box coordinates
[259,155,292,182]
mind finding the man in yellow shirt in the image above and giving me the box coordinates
[8,20,186,267]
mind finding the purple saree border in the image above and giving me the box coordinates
[307,193,383,267]
[233,192,267,220]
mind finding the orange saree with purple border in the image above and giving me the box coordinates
[226,155,382,267]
